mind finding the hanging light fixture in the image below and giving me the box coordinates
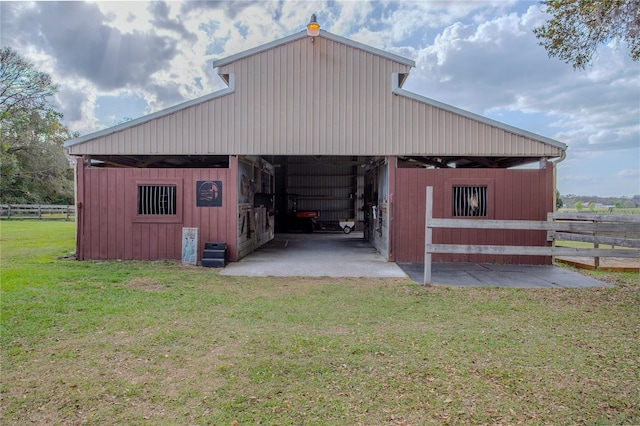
[307,14,320,39]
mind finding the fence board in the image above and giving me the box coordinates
[430,218,640,233]
[549,231,640,249]
[552,212,640,223]
[427,244,639,258]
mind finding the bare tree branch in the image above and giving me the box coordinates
[0,47,58,119]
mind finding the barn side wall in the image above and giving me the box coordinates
[393,163,554,264]
[75,160,238,262]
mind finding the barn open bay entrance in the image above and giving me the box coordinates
[270,156,369,235]
[233,154,395,266]
[269,155,392,258]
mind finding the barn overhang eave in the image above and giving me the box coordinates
[82,152,553,170]
[398,155,557,169]
[79,154,232,169]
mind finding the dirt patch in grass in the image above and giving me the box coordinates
[126,276,169,292]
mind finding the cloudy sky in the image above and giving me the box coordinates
[2,1,638,197]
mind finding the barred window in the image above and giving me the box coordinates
[452,186,487,217]
[138,185,177,215]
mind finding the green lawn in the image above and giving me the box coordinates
[1,221,639,425]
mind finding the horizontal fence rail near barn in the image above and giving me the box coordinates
[423,187,640,285]
[0,204,76,220]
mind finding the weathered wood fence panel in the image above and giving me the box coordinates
[0,204,76,220]
[423,187,640,285]
[546,212,640,269]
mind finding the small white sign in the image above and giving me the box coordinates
[181,227,198,265]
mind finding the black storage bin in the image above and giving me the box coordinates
[201,258,226,268]
[202,242,226,267]
[204,242,227,250]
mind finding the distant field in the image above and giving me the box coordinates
[1,221,639,425]
[558,207,640,215]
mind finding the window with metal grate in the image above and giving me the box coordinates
[452,186,487,217]
[137,185,177,215]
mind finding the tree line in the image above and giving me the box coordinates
[0,47,75,204]
[560,194,640,209]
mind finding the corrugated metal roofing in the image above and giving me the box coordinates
[64,30,566,158]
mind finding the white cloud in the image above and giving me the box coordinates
[617,169,640,179]
[54,79,101,135]
[92,1,156,34]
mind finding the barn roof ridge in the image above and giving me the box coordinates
[211,29,416,69]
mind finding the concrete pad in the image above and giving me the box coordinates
[219,233,612,288]
[397,262,612,288]
[220,232,408,278]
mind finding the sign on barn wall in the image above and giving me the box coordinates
[196,181,223,207]
[182,227,198,265]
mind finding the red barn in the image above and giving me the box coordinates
[64,26,566,265]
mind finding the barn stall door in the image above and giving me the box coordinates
[237,157,275,260]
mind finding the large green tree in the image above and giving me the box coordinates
[0,47,74,204]
[556,189,564,209]
[534,0,640,69]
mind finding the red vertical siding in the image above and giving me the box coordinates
[107,169,118,259]
[393,164,554,264]
[75,158,86,260]
[88,166,101,259]
[77,164,238,262]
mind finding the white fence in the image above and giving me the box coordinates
[0,204,76,220]
[424,187,640,285]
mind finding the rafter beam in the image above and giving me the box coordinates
[403,156,451,168]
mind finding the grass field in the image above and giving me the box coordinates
[1,221,639,425]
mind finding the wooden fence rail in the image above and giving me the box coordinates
[0,204,76,220]
[423,187,640,285]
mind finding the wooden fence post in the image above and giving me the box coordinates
[593,217,600,270]
[547,212,555,264]
[424,186,433,285]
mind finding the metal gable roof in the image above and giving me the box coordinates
[63,27,565,159]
